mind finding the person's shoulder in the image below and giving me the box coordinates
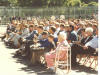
[93,36,98,40]
[62,40,69,46]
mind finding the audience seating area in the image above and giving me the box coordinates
[0,15,98,73]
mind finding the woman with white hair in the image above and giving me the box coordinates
[71,27,94,67]
[45,32,70,70]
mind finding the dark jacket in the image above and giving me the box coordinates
[81,35,93,45]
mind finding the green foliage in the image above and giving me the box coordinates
[8,0,18,6]
[0,0,10,6]
[65,0,81,7]
[0,0,98,7]
[81,2,88,7]
[81,0,98,4]
[88,2,98,6]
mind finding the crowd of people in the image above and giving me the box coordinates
[0,15,98,71]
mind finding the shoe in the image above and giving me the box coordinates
[71,62,80,68]
[46,67,55,73]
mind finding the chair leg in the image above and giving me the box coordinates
[94,57,98,70]
[83,55,90,66]
[78,55,83,63]
[89,58,95,68]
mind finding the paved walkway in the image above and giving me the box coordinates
[0,26,98,75]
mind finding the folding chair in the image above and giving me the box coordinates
[79,50,98,70]
[54,46,71,74]
[88,51,98,70]
[77,54,89,65]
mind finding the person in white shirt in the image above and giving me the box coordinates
[84,27,98,50]
[49,26,58,38]
[71,27,98,67]
[85,36,98,49]
[54,22,60,35]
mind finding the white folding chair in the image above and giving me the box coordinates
[54,46,71,74]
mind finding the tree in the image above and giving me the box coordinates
[0,0,10,6]
[88,2,98,6]
[8,0,18,6]
[64,0,81,7]
[81,0,98,4]
[1,0,98,7]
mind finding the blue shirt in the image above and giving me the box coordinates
[68,30,78,42]
[85,36,98,49]
[26,30,37,40]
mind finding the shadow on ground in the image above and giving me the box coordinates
[11,52,98,75]
[72,65,98,74]
[12,54,55,75]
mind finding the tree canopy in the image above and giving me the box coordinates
[0,0,98,7]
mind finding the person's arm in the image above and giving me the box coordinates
[26,31,36,40]
[21,28,29,37]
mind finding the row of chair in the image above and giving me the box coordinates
[77,49,98,70]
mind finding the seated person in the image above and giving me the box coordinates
[71,27,97,67]
[21,25,44,57]
[15,25,37,56]
[37,25,44,40]
[67,25,78,43]
[45,32,70,70]
[6,24,29,48]
[1,23,15,40]
[39,31,49,47]
[49,26,57,38]
[46,34,57,52]
[3,23,17,46]
[25,25,37,41]
[49,26,58,43]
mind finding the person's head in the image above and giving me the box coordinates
[37,25,43,34]
[29,25,34,32]
[58,32,67,42]
[55,22,60,28]
[81,28,85,35]
[60,24,65,31]
[65,25,70,32]
[85,27,93,36]
[42,31,48,39]
[48,34,54,43]
[23,24,28,29]
[92,24,97,30]
[69,25,74,31]
[34,25,38,30]
[45,21,49,26]
[49,26,56,34]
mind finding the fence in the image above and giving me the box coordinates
[0,6,98,25]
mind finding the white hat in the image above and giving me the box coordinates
[51,16,56,20]
[60,15,65,20]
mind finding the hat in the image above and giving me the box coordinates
[42,31,48,35]
[51,16,56,20]
[60,15,65,20]
[55,22,59,26]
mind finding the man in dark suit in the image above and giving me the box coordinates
[71,27,94,67]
